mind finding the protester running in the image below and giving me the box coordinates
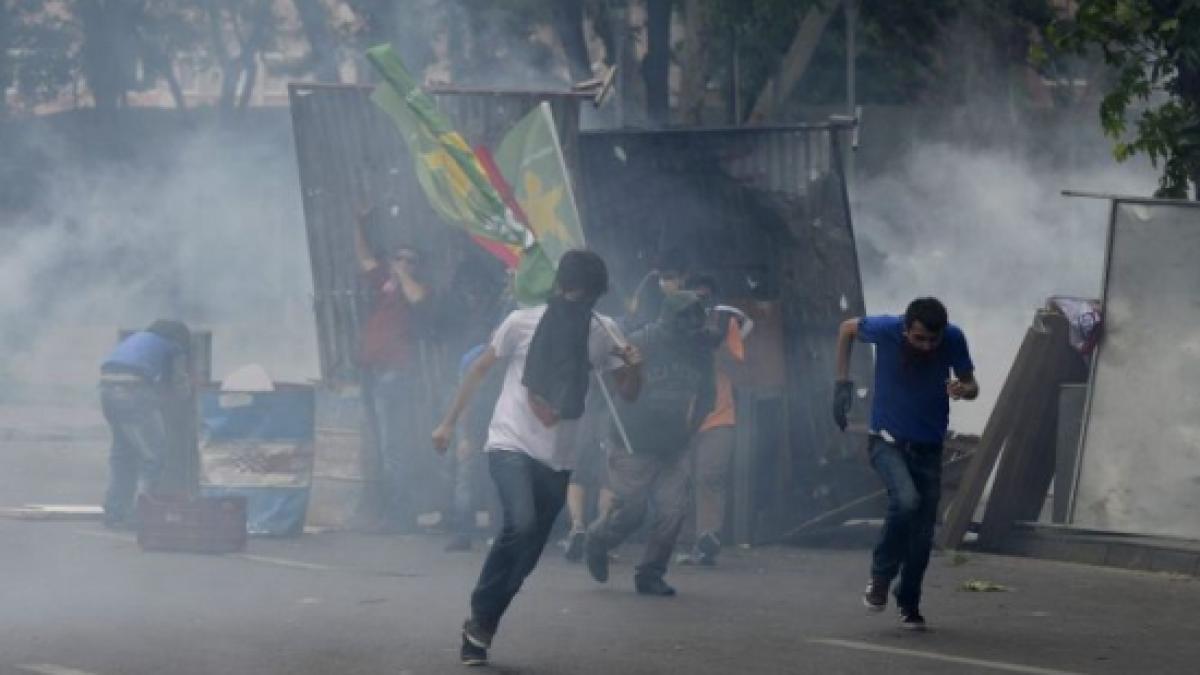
[833,297,978,631]
[432,250,642,666]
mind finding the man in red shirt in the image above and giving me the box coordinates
[355,206,429,532]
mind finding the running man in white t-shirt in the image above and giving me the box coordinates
[433,250,642,666]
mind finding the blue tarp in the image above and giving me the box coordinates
[199,384,315,536]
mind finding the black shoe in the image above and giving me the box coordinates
[585,534,609,583]
[635,575,677,596]
[444,534,472,552]
[564,529,585,562]
[462,618,493,649]
[863,577,889,612]
[695,532,720,566]
[899,607,927,631]
[460,634,488,666]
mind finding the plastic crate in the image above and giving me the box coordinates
[136,494,247,554]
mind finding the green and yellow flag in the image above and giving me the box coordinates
[495,101,586,265]
[365,44,526,248]
[366,46,586,306]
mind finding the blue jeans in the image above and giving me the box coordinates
[100,381,169,524]
[470,450,569,634]
[369,368,419,527]
[446,420,483,534]
[868,436,942,610]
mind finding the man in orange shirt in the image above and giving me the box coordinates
[683,274,752,566]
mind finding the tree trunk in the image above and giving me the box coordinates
[0,7,12,119]
[79,0,137,113]
[746,1,841,124]
[557,0,592,81]
[643,0,672,127]
[161,61,188,110]
[292,0,339,82]
[677,0,711,125]
[207,5,238,111]
[237,56,258,109]
[589,2,615,67]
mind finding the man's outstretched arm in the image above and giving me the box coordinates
[432,348,498,453]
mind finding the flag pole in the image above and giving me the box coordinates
[592,313,636,455]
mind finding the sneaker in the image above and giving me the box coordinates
[460,634,487,666]
[634,575,677,597]
[695,532,721,566]
[584,534,609,583]
[563,529,585,562]
[863,577,889,612]
[899,607,927,631]
[461,618,493,649]
[444,534,472,552]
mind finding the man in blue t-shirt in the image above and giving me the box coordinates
[99,320,192,528]
[833,297,978,631]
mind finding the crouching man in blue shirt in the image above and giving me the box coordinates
[99,320,192,529]
[833,297,978,631]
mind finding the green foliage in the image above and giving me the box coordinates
[2,1,80,112]
[1050,0,1200,198]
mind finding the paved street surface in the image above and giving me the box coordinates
[2,408,1199,675]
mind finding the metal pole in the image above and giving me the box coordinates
[592,312,635,454]
[846,0,857,117]
[594,371,635,455]
[732,28,741,125]
[845,0,858,189]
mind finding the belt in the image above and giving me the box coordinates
[871,430,941,453]
[100,373,147,384]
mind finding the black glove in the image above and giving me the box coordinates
[833,380,854,431]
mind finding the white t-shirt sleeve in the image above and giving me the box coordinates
[490,311,521,359]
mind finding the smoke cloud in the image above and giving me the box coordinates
[853,130,1158,433]
[0,115,319,405]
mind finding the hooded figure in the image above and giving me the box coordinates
[584,290,722,597]
[611,290,719,456]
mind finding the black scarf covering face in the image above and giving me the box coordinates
[521,296,595,422]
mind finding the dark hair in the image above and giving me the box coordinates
[555,249,609,299]
[904,297,948,333]
[655,247,689,276]
[146,319,191,351]
[685,273,718,296]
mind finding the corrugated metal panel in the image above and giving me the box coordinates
[577,125,870,533]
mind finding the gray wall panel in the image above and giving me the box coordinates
[1072,201,1200,538]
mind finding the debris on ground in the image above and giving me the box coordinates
[0,504,104,521]
[960,579,1011,592]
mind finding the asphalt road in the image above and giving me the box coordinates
[2,408,1198,674]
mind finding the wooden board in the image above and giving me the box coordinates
[937,314,1046,549]
[977,311,1088,548]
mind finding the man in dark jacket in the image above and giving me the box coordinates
[584,290,721,596]
[99,319,191,528]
